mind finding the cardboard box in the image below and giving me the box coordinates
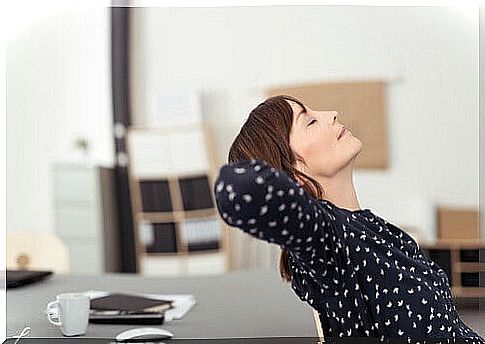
[436,206,479,243]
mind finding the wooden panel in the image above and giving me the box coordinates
[452,287,485,298]
[266,80,388,169]
[457,262,485,273]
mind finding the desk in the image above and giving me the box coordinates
[5,268,317,340]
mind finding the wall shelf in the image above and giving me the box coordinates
[419,241,484,299]
[126,122,230,276]
[138,209,216,223]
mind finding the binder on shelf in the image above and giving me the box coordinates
[460,272,483,287]
[141,222,178,254]
[180,218,221,252]
[459,249,481,262]
[140,180,172,212]
[179,175,213,210]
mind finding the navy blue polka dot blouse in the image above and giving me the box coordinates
[214,159,484,343]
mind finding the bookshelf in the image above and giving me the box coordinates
[419,241,484,299]
[126,122,230,276]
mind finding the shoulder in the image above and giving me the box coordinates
[315,199,340,220]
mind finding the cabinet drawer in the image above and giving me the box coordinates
[55,207,99,240]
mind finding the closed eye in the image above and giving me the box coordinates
[308,119,317,126]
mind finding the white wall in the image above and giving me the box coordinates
[130,6,479,241]
[7,6,114,233]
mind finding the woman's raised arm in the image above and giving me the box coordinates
[213,159,334,252]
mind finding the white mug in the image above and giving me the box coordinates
[45,292,90,336]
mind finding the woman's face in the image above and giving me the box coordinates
[287,99,362,178]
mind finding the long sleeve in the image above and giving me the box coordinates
[213,159,333,252]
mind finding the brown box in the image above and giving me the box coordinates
[436,206,479,243]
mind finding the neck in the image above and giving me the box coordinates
[315,162,361,212]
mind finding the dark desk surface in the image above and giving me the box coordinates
[5,268,317,340]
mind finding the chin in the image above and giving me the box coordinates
[351,136,363,151]
[348,140,363,160]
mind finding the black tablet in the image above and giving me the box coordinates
[6,269,53,288]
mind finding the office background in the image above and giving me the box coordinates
[4,3,484,339]
[7,5,480,271]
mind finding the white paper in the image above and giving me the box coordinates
[148,88,202,128]
[142,293,196,321]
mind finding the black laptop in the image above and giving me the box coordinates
[6,270,53,288]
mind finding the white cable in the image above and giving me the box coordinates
[5,326,31,344]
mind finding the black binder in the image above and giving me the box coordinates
[90,293,173,313]
[89,293,173,325]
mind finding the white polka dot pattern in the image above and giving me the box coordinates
[214,159,485,343]
[214,159,333,252]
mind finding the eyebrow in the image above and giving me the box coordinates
[296,105,307,123]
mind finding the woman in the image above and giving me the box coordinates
[213,95,484,342]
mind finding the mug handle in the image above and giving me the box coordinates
[46,301,62,326]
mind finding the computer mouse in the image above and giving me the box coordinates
[115,327,174,342]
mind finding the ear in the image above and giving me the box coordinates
[293,160,307,185]
[294,158,308,174]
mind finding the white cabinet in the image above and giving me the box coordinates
[52,162,120,274]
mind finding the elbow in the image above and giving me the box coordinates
[213,171,239,227]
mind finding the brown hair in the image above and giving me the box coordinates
[227,95,325,282]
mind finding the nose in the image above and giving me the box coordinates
[327,111,339,124]
[313,110,339,124]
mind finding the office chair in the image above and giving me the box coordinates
[6,231,70,274]
[313,309,325,342]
